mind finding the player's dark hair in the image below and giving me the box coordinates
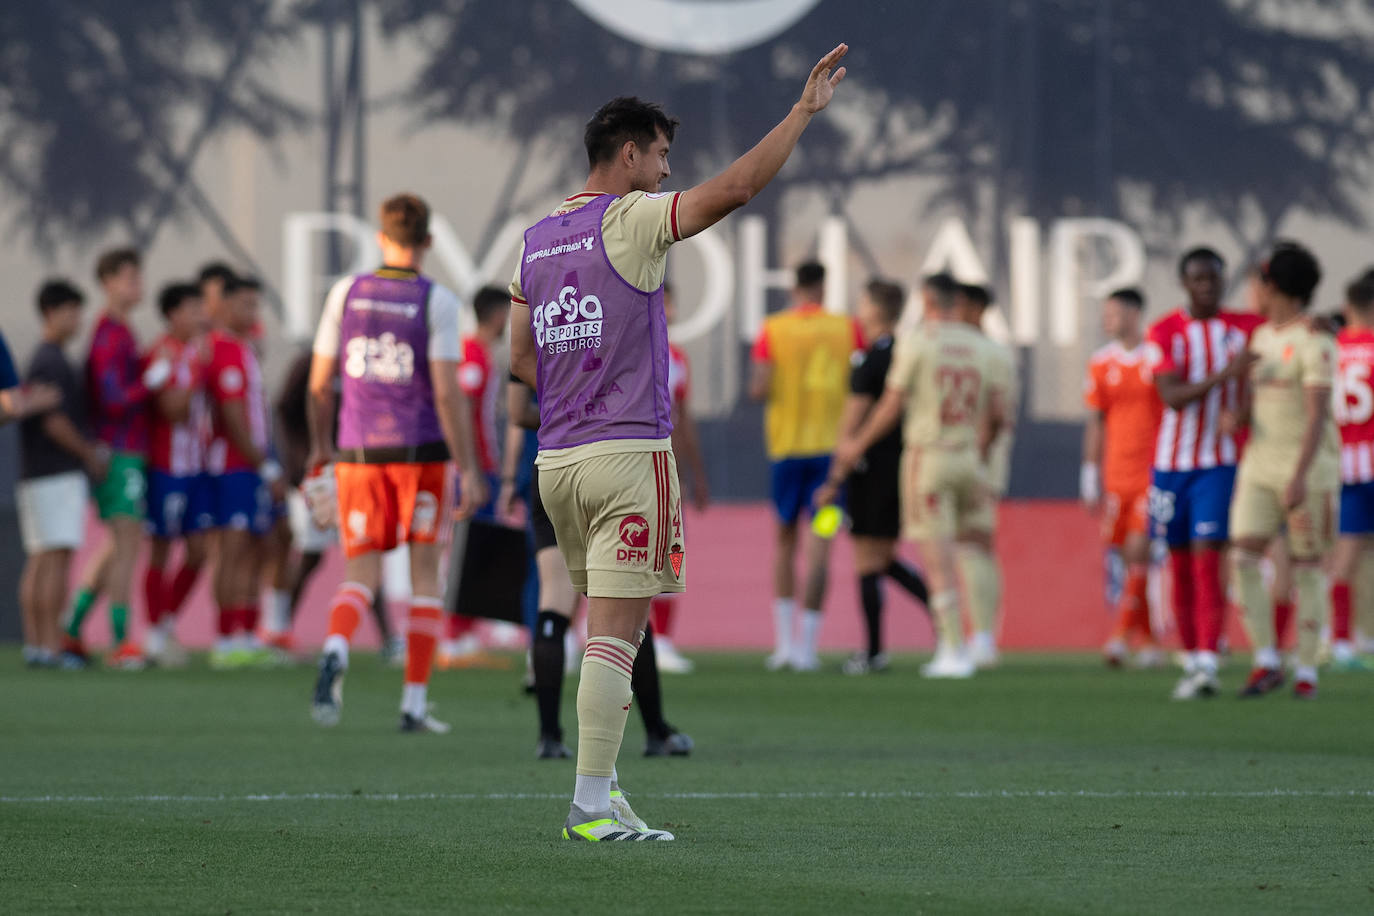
[923,272,960,309]
[1346,269,1374,311]
[1108,287,1145,310]
[235,275,262,293]
[472,285,511,323]
[158,282,201,319]
[1178,246,1224,277]
[1260,241,1321,306]
[958,283,994,309]
[795,260,826,291]
[36,279,85,316]
[95,247,140,282]
[584,97,679,168]
[380,193,430,248]
[865,278,905,324]
[198,262,237,289]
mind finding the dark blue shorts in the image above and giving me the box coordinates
[771,455,832,525]
[146,471,215,539]
[1149,466,1237,547]
[211,470,273,536]
[1340,481,1374,536]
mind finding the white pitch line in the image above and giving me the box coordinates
[2,789,1373,804]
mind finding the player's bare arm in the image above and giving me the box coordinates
[509,304,536,389]
[305,353,338,469]
[747,359,773,401]
[1080,410,1104,509]
[498,381,537,518]
[670,398,711,510]
[835,386,904,475]
[156,383,191,424]
[42,410,107,482]
[980,389,1008,464]
[674,44,847,240]
[431,357,487,519]
[1286,384,1333,510]
[1154,350,1258,411]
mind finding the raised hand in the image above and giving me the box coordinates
[798,43,848,116]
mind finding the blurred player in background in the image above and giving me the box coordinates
[1,328,61,427]
[509,44,849,841]
[650,282,711,674]
[437,284,510,669]
[142,282,213,667]
[819,278,929,675]
[1081,288,1165,668]
[205,275,285,667]
[834,272,1010,679]
[1227,242,1334,699]
[64,248,171,670]
[1326,268,1374,671]
[308,193,484,731]
[1145,247,1261,699]
[198,262,238,327]
[954,282,1013,668]
[17,281,98,667]
[274,349,399,658]
[749,261,863,672]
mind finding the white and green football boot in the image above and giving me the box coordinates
[562,804,674,841]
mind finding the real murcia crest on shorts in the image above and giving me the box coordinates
[411,491,438,536]
[669,542,684,579]
[617,514,650,566]
[347,509,368,546]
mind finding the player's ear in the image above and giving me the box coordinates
[621,138,640,168]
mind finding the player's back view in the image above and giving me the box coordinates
[308,193,485,732]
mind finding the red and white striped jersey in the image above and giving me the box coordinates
[1145,308,1263,472]
[145,334,209,476]
[1334,327,1374,484]
[667,343,690,405]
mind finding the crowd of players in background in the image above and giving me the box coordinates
[2,238,1372,705]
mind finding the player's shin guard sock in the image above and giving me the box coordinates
[958,548,1001,639]
[1192,548,1225,653]
[242,605,260,637]
[930,590,962,652]
[1233,550,1275,665]
[65,587,97,639]
[165,565,199,616]
[533,611,570,738]
[267,589,291,635]
[1274,600,1295,649]
[402,598,443,718]
[1331,581,1353,643]
[445,614,477,641]
[885,560,929,606]
[1168,548,1197,651]
[1118,566,1151,640]
[631,627,669,739]
[799,609,823,660]
[109,603,129,644]
[574,637,639,810]
[1294,564,1329,670]
[143,568,164,627]
[323,582,371,665]
[650,597,675,638]
[860,573,884,658]
[772,598,796,657]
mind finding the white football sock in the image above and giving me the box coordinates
[799,609,823,657]
[323,634,350,668]
[773,598,796,654]
[401,683,427,718]
[268,589,291,634]
[572,774,613,814]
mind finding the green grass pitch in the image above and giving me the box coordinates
[3,651,1372,914]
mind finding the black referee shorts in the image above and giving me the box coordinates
[846,448,901,539]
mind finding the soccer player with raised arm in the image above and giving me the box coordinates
[508,44,849,842]
[308,193,485,732]
[832,274,1010,680]
[1145,247,1262,699]
[1227,242,1335,699]
[1082,288,1165,668]
[1324,269,1374,672]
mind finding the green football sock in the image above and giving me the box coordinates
[65,588,97,639]
[110,603,129,644]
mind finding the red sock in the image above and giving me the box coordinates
[446,613,477,641]
[1331,582,1352,641]
[327,583,371,642]
[164,565,200,616]
[1191,548,1225,652]
[650,597,675,638]
[217,605,235,638]
[1121,568,1152,640]
[1168,548,1197,650]
[1273,600,1295,649]
[143,568,165,626]
[406,598,444,686]
[242,605,261,636]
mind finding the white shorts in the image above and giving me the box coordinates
[288,490,337,554]
[17,471,89,553]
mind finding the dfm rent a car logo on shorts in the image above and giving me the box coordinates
[617,514,651,566]
[534,285,604,354]
[344,332,415,383]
